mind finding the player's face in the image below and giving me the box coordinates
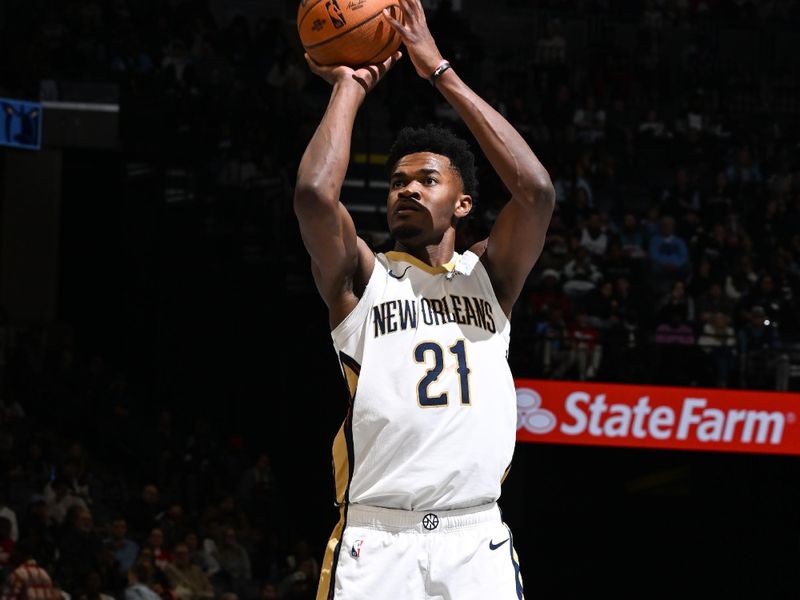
[387,152,471,244]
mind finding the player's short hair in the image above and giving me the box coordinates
[386,124,478,198]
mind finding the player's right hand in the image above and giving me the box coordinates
[304,51,403,95]
[383,0,444,81]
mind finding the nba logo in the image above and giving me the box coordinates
[350,539,364,558]
[325,0,346,28]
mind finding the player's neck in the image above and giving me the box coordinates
[393,242,456,268]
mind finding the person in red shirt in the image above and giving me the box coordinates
[145,529,172,571]
[567,309,602,380]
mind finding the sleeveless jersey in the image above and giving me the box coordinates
[329,250,518,511]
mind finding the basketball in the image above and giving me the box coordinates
[298,0,403,67]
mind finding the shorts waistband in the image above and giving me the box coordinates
[346,502,500,533]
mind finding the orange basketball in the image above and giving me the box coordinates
[298,0,403,67]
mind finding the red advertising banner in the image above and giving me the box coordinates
[515,379,800,455]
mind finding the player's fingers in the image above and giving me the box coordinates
[304,53,321,72]
[400,0,423,21]
[351,74,370,94]
[381,51,402,72]
[382,7,405,32]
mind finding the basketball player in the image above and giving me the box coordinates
[293,0,554,598]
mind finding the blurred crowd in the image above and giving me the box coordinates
[0,312,320,600]
[0,0,799,596]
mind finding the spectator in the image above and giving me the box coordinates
[648,215,692,295]
[535,307,571,379]
[45,478,89,528]
[126,485,163,544]
[19,497,58,573]
[235,453,277,525]
[144,528,172,571]
[534,17,567,66]
[637,107,671,140]
[215,528,251,596]
[686,257,717,299]
[17,441,53,499]
[95,544,128,598]
[104,517,140,577]
[258,581,277,600]
[601,240,638,285]
[656,280,695,324]
[742,273,786,324]
[131,550,173,600]
[527,269,572,324]
[654,307,698,385]
[43,457,91,509]
[725,145,763,190]
[203,494,248,538]
[584,280,618,330]
[738,305,781,389]
[247,528,284,587]
[163,542,214,600]
[617,212,648,261]
[579,212,610,257]
[200,520,224,583]
[698,311,738,387]
[704,171,734,225]
[284,539,318,584]
[565,310,603,380]
[661,166,701,216]
[725,254,758,302]
[123,563,162,600]
[156,505,190,550]
[0,491,18,543]
[562,245,604,299]
[573,95,606,144]
[276,571,313,600]
[56,507,105,596]
[76,571,116,600]
[694,281,734,325]
[183,532,218,578]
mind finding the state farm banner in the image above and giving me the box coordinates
[515,379,800,455]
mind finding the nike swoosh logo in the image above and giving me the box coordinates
[489,538,510,551]
[388,266,411,280]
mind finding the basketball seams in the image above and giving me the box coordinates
[302,4,400,52]
[364,27,399,64]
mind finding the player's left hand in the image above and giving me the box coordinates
[383,0,444,81]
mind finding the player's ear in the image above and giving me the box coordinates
[455,194,472,218]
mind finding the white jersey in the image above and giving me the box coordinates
[329,250,518,511]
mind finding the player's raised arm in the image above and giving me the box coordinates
[385,0,555,317]
[293,52,401,326]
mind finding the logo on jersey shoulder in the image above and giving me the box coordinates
[350,539,364,558]
[489,538,510,551]
[388,266,411,280]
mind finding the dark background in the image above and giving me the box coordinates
[2,1,800,599]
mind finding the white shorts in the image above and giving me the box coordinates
[316,502,525,600]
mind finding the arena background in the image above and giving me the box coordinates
[1,1,800,599]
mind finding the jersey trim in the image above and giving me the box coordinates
[384,251,458,274]
[317,504,348,600]
[333,352,359,506]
